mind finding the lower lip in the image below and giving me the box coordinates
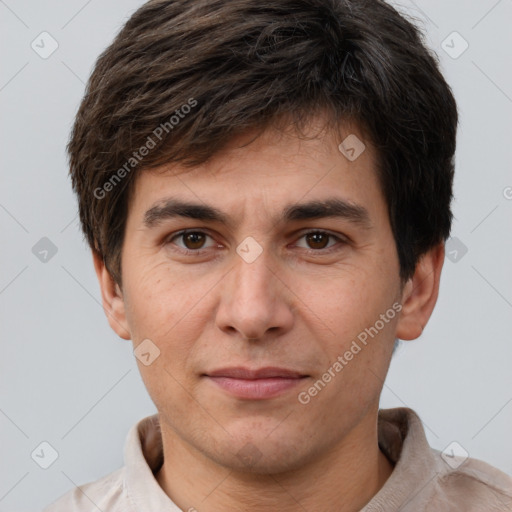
[206,376,307,400]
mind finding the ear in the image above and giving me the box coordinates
[396,242,445,341]
[92,250,131,340]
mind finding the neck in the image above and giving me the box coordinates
[155,409,393,512]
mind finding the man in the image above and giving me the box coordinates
[44,0,512,510]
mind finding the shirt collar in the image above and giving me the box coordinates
[362,407,439,510]
[124,413,181,511]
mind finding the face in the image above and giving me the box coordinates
[107,119,411,473]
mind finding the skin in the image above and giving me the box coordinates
[94,116,445,512]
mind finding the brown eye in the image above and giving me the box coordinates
[305,232,330,249]
[168,230,215,252]
[182,232,207,249]
[294,231,344,252]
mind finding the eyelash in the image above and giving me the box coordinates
[165,229,347,256]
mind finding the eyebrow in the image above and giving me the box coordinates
[143,197,372,230]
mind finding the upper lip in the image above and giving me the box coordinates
[205,367,307,379]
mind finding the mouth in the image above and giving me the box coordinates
[203,366,309,400]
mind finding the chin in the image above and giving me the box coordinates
[216,447,310,475]
[206,429,315,475]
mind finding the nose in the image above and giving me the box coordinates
[214,248,294,341]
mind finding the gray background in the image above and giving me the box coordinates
[1,0,511,510]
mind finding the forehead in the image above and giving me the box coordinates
[127,119,385,227]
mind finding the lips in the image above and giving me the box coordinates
[204,367,308,400]
[206,366,306,379]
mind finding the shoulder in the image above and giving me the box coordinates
[430,451,512,511]
[374,408,512,511]
[42,467,132,512]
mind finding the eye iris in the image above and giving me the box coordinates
[184,232,205,249]
[306,232,329,249]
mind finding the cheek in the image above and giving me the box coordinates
[123,258,225,377]
[293,264,390,335]
[123,257,199,336]
[125,266,211,406]
[295,264,399,385]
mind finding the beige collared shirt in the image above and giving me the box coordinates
[43,407,512,511]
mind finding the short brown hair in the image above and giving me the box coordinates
[68,0,458,286]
